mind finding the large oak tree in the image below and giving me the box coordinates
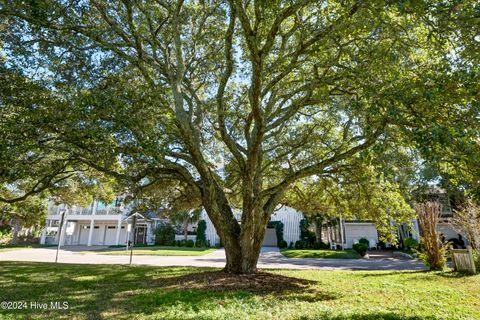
[0,1,478,273]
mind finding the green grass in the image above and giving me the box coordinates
[0,244,48,252]
[0,262,479,319]
[83,246,217,256]
[281,249,360,259]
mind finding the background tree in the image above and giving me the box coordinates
[171,209,202,240]
[1,1,478,273]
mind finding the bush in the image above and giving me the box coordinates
[416,202,447,270]
[196,220,207,246]
[180,239,187,247]
[154,223,176,246]
[299,219,316,248]
[473,251,480,271]
[288,241,294,249]
[403,237,419,250]
[0,224,12,235]
[313,241,328,250]
[358,238,370,247]
[294,240,305,249]
[353,243,368,257]
[186,239,194,247]
[195,239,206,247]
[278,240,288,249]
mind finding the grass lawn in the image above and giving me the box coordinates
[0,244,48,252]
[281,248,360,259]
[85,246,217,256]
[1,262,479,320]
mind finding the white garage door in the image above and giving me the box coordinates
[262,228,277,247]
[78,225,90,245]
[103,225,118,245]
[77,225,101,245]
[345,223,378,248]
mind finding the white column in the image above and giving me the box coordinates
[87,200,97,247]
[87,219,95,246]
[40,219,48,245]
[146,222,152,245]
[115,219,122,246]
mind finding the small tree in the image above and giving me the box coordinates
[416,202,447,270]
[196,220,207,247]
[154,223,176,246]
[452,199,480,269]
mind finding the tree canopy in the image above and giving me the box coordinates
[0,0,478,273]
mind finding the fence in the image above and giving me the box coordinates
[450,246,477,274]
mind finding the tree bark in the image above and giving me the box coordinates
[11,217,20,245]
[315,221,322,243]
[183,219,188,241]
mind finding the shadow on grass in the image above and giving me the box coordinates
[300,312,438,320]
[0,262,339,319]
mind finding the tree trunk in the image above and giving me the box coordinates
[11,217,20,245]
[183,219,188,241]
[314,218,323,242]
[223,233,264,274]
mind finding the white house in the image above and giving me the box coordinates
[40,200,305,247]
[42,195,458,249]
[40,200,159,246]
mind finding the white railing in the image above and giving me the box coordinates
[48,205,126,216]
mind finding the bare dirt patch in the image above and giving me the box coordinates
[155,270,317,294]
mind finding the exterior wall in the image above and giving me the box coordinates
[200,206,304,247]
[201,210,221,246]
[437,223,461,241]
[270,206,303,245]
[344,222,378,249]
[174,235,197,241]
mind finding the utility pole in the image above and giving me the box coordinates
[129,214,137,265]
[55,206,68,263]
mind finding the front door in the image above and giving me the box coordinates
[135,227,147,244]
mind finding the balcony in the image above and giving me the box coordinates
[48,205,126,217]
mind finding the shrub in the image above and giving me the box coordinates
[313,241,328,250]
[278,240,288,249]
[0,224,12,235]
[196,219,207,245]
[294,240,304,249]
[195,239,206,247]
[353,243,368,257]
[473,251,480,271]
[358,238,370,247]
[288,241,294,249]
[299,219,316,248]
[416,202,447,270]
[180,239,187,247]
[186,239,195,247]
[154,223,176,246]
[403,237,419,250]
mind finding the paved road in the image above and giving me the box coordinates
[0,246,426,270]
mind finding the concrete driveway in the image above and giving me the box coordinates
[0,246,426,270]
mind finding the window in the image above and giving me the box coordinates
[94,226,99,229]
[82,226,90,229]
[107,226,116,229]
